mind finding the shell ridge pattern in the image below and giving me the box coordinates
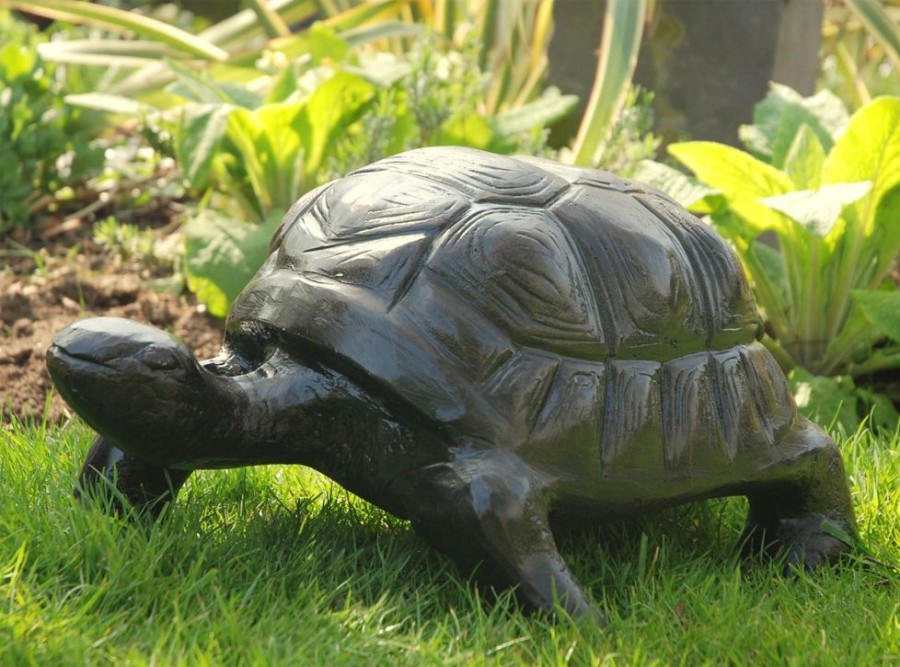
[600,359,662,468]
[397,269,515,386]
[738,344,791,447]
[356,148,570,206]
[479,350,562,441]
[426,206,607,358]
[524,354,564,436]
[527,358,604,458]
[543,207,622,356]
[708,351,742,461]
[632,194,716,342]
[633,192,753,346]
[659,354,708,471]
[269,182,332,253]
[385,229,442,312]
[733,347,772,449]
[478,214,577,330]
[316,170,470,241]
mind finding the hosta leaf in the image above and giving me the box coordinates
[760,181,872,237]
[739,83,848,167]
[853,290,900,344]
[297,71,376,177]
[184,210,280,318]
[789,367,861,434]
[783,124,825,190]
[176,104,231,187]
[823,97,900,206]
[668,141,794,238]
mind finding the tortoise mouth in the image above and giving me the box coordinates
[49,342,114,368]
[47,342,131,381]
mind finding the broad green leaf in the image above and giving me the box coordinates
[184,210,281,318]
[270,22,353,64]
[823,97,900,206]
[439,113,493,149]
[0,42,36,79]
[632,160,716,210]
[853,290,900,344]
[307,22,352,64]
[345,56,410,88]
[760,182,872,237]
[225,101,306,217]
[176,104,231,187]
[789,367,861,433]
[861,184,900,283]
[748,239,788,301]
[738,83,848,167]
[668,141,794,237]
[296,70,376,177]
[855,387,900,435]
[783,124,825,190]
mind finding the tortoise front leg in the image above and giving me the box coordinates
[407,451,603,621]
[76,435,191,519]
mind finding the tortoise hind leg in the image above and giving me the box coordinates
[407,451,603,621]
[740,419,857,572]
[76,435,191,519]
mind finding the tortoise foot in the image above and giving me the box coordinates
[776,515,854,575]
[76,435,190,519]
[739,513,853,574]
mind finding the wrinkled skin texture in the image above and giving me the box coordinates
[47,147,857,621]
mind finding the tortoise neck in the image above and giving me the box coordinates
[207,353,408,465]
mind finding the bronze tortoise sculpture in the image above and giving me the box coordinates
[47,146,856,620]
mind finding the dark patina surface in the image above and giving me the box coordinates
[47,147,856,620]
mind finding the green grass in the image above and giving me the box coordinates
[1,419,898,666]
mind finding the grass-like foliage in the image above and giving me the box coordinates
[1,419,898,665]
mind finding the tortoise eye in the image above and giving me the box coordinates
[140,346,179,371]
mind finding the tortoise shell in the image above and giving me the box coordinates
[227,147,781,475]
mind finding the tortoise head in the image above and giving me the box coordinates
[46,317,221,463]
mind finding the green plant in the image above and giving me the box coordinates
[6,0,420,97]
[564,0,648,167]
[93,215,161,263]
[587,86,660,178]
[641,86,900,429]
[0,10,103,231]
[821,0,900,107]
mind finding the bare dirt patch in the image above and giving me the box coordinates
[1,238,224,425]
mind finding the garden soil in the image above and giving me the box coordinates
[1,236,224,425]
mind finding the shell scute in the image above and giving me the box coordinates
[425,207,605,358]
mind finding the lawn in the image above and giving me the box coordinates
[1,418,898,666]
